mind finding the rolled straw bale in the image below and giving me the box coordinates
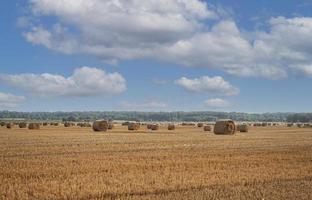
[19,122,27,128]
[168,124,175,130]
[6,123,13,129]
[203,125,211,131]
[108,122,114,130]
[239,124,248,132]
[197,123,204,128]
[92,120,108,132]
[150,124,159,130]
[128,122,140,131]
[28,123,40,130]
[214,119,236,135]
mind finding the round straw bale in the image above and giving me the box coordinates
[128,122,140,131]
[150,124,159,130]
[19,122,27,128]
[239,124,248,132]
[6,123,13,129]
[92,120,108,132]
[108,122,114,130]
[64,122,75,127]
[203,125,211,131]
[197,123,204,127]
[147,124,153,129]
[287,123,293,127]
[236,124,241,132]
[168,124,175,130]
[214,119,236,135]
[122,122,130,126]
[28,123,40,130]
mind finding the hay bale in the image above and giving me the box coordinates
[239,124,248,132]
[108,122,114,130]
[6,123,13,129]
[122,122,130,126]
[214,119,236,135]
[203,125,211,131]
[182,122,196,126]
[150,124,159,130]
[28,123,40,130]
[92,120,108,132]
[64,122,75,127]
[168,124,175,130]
[236,124,241,132]
[197,123,204,127]
[128,122,140,131]
[147,124,153,129]
[19,122,27,128]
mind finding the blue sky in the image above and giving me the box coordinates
[0,0,312,112]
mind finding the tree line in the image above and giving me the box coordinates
[1,111,310,122]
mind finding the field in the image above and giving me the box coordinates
[1,125,312,200]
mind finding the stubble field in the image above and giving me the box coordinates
[0,125,312,200]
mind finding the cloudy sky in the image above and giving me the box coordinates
[1,0,312,112]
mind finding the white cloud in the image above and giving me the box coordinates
[21,1,312,79]
[204,98,230,108]
[175,76,239,96]
[0,92,25,108]
[0,67,126,97]
[119,100,167,110]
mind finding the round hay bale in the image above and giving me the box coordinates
[151,124,159,131]
[168,124,175,130]
[108,122,114,130]
[236,124,241,132]
[197,123,204,128]
[19,122,27,128]
[147,124,153,129]
[203,125,211,131]
[6,123,13,129]
[122,122,130,126]
[92,120,108,132]
[214,119,236,135]
[239,124,248,132]
[28,123,40,130]
[64,122,75,127]
[128,122,140,131]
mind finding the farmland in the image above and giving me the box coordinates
[1,125,312,199]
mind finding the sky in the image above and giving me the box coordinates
[0,0,312,113]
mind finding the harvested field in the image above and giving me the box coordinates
[0,125,312,200]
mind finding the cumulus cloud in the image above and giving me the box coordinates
[21,1,312,79]
[0,67,126,97]
[0,92,25,108]
[204,98,230,108]
[119,100,167,110]
[175,76,239,96]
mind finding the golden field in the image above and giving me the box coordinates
[0,125,312,200]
